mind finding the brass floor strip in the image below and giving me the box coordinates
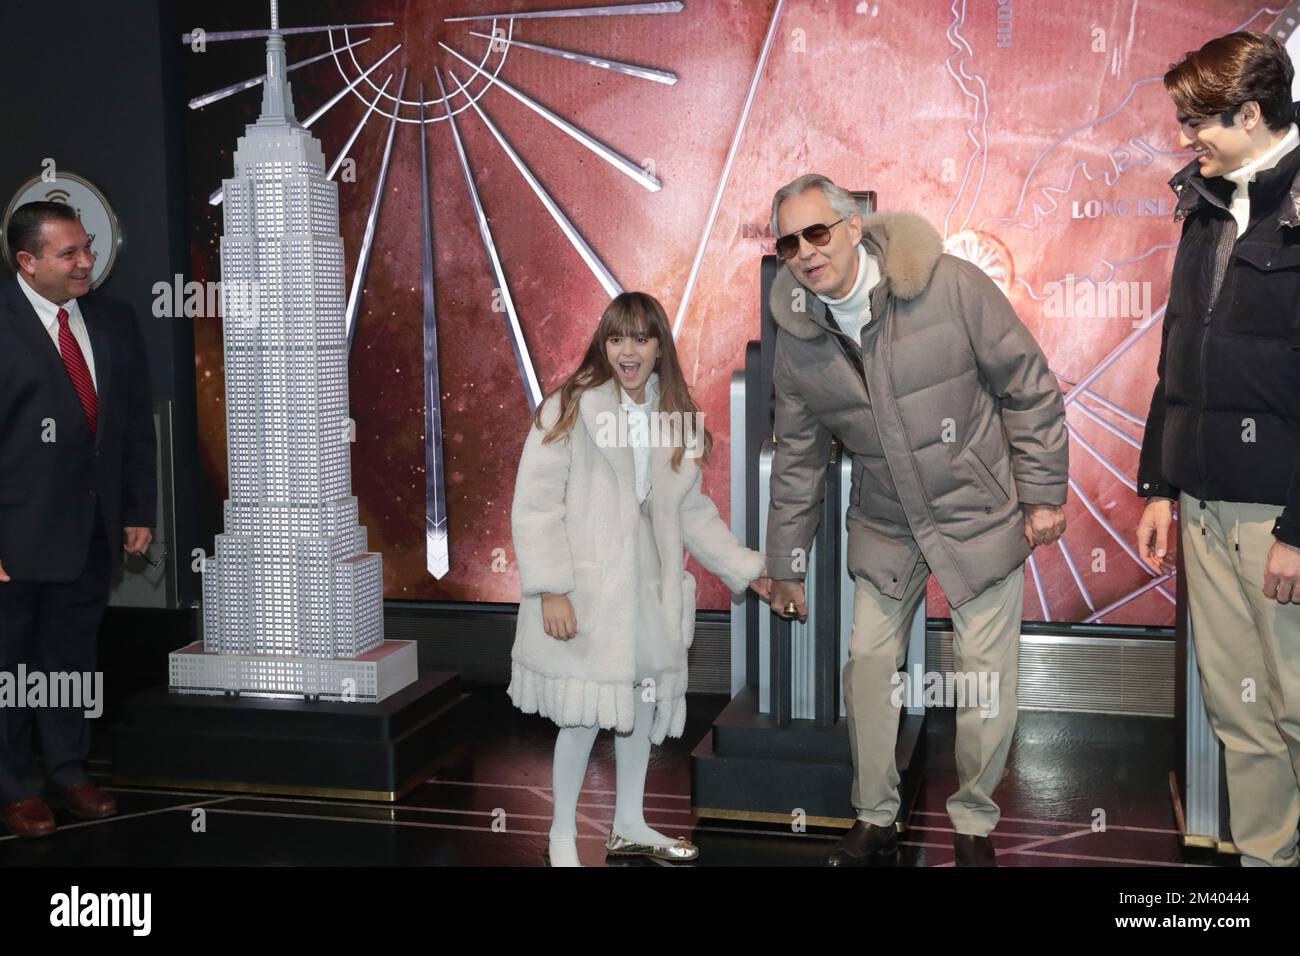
[693,806,908,833]
[112,775,398,803]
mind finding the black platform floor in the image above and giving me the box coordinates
[0,686,1227,866]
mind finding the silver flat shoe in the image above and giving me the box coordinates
[605,832,699,862]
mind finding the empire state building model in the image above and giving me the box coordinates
[172,3,415,702]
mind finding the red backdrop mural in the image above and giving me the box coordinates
[182,0,1300,625]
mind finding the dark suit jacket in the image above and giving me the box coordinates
[0,275,157,582]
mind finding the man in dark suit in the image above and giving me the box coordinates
[0,201,156,837]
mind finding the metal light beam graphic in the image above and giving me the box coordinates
[327,73,394,181]
[439,41,661,192]
[465,31,678,84]
[180,21,393,44]
[188,37,370,110]
[445,3,683,23]
[445,66,622,298]
[435,64,543,411]
[419,85,450,579]
[345,67,408,351]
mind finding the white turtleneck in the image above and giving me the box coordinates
[816,244,880,345]
[1222,123,1299,237]
[619,374,660,504]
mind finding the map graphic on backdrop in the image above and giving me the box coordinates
[184,0,1300,625]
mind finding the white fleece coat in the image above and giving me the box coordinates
[508,375,765,744]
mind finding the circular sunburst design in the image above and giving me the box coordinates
[329,20,515,124]
[942,228,1015,293]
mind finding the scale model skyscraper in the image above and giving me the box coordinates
[171,1,415,702]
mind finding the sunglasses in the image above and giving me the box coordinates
[775,218,844,260]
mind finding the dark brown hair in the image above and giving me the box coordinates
[1164,31,1296,132]
[532,291,713,470]
[6,201,81,271]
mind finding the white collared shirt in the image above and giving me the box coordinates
[1222,123,1300,238]
[16,274,97,389]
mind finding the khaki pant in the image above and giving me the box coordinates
[844,556,1023,836]
[1180,494,1300,867]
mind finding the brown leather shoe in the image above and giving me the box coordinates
[55,781,118,819]
[825,820,898,866]
[3,798,56,837]
[954,833,997,866]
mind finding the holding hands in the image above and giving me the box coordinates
[544,577,779,641]
[770,579,807,621]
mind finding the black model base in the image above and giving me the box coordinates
[110,670,472,801]
[691,685,925,828]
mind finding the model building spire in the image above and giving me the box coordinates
[258,0,297,126]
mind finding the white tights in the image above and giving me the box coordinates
[547,689,674,867]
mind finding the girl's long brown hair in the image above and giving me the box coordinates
[532,291,713,470]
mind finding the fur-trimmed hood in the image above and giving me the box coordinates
[769,211,945,340]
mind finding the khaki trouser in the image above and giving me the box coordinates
[1180,493,1300,867]
[844,556,1023,836]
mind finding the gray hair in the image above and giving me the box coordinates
[770,173,861,237]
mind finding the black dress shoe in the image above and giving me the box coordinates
[826,820,898,866]
[953,833,997,867]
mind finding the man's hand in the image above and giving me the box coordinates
[1136,498,1176,574]
[541,592,578,640]
[770,579,807,620]
[124,527,152,557]
[1263,540,1300,604]
[0,558,9,583]
[749,576,774,601]
[1023,503,1066,549]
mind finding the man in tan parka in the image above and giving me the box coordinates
[765,174,1069,866]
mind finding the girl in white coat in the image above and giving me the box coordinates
[509,292,768,866]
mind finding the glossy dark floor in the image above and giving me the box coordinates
[0,687,1228,866]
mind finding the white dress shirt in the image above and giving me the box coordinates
[16,274,98,389]
[1222,123,1300,238]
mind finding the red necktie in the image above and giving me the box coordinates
[57,307,98,435]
